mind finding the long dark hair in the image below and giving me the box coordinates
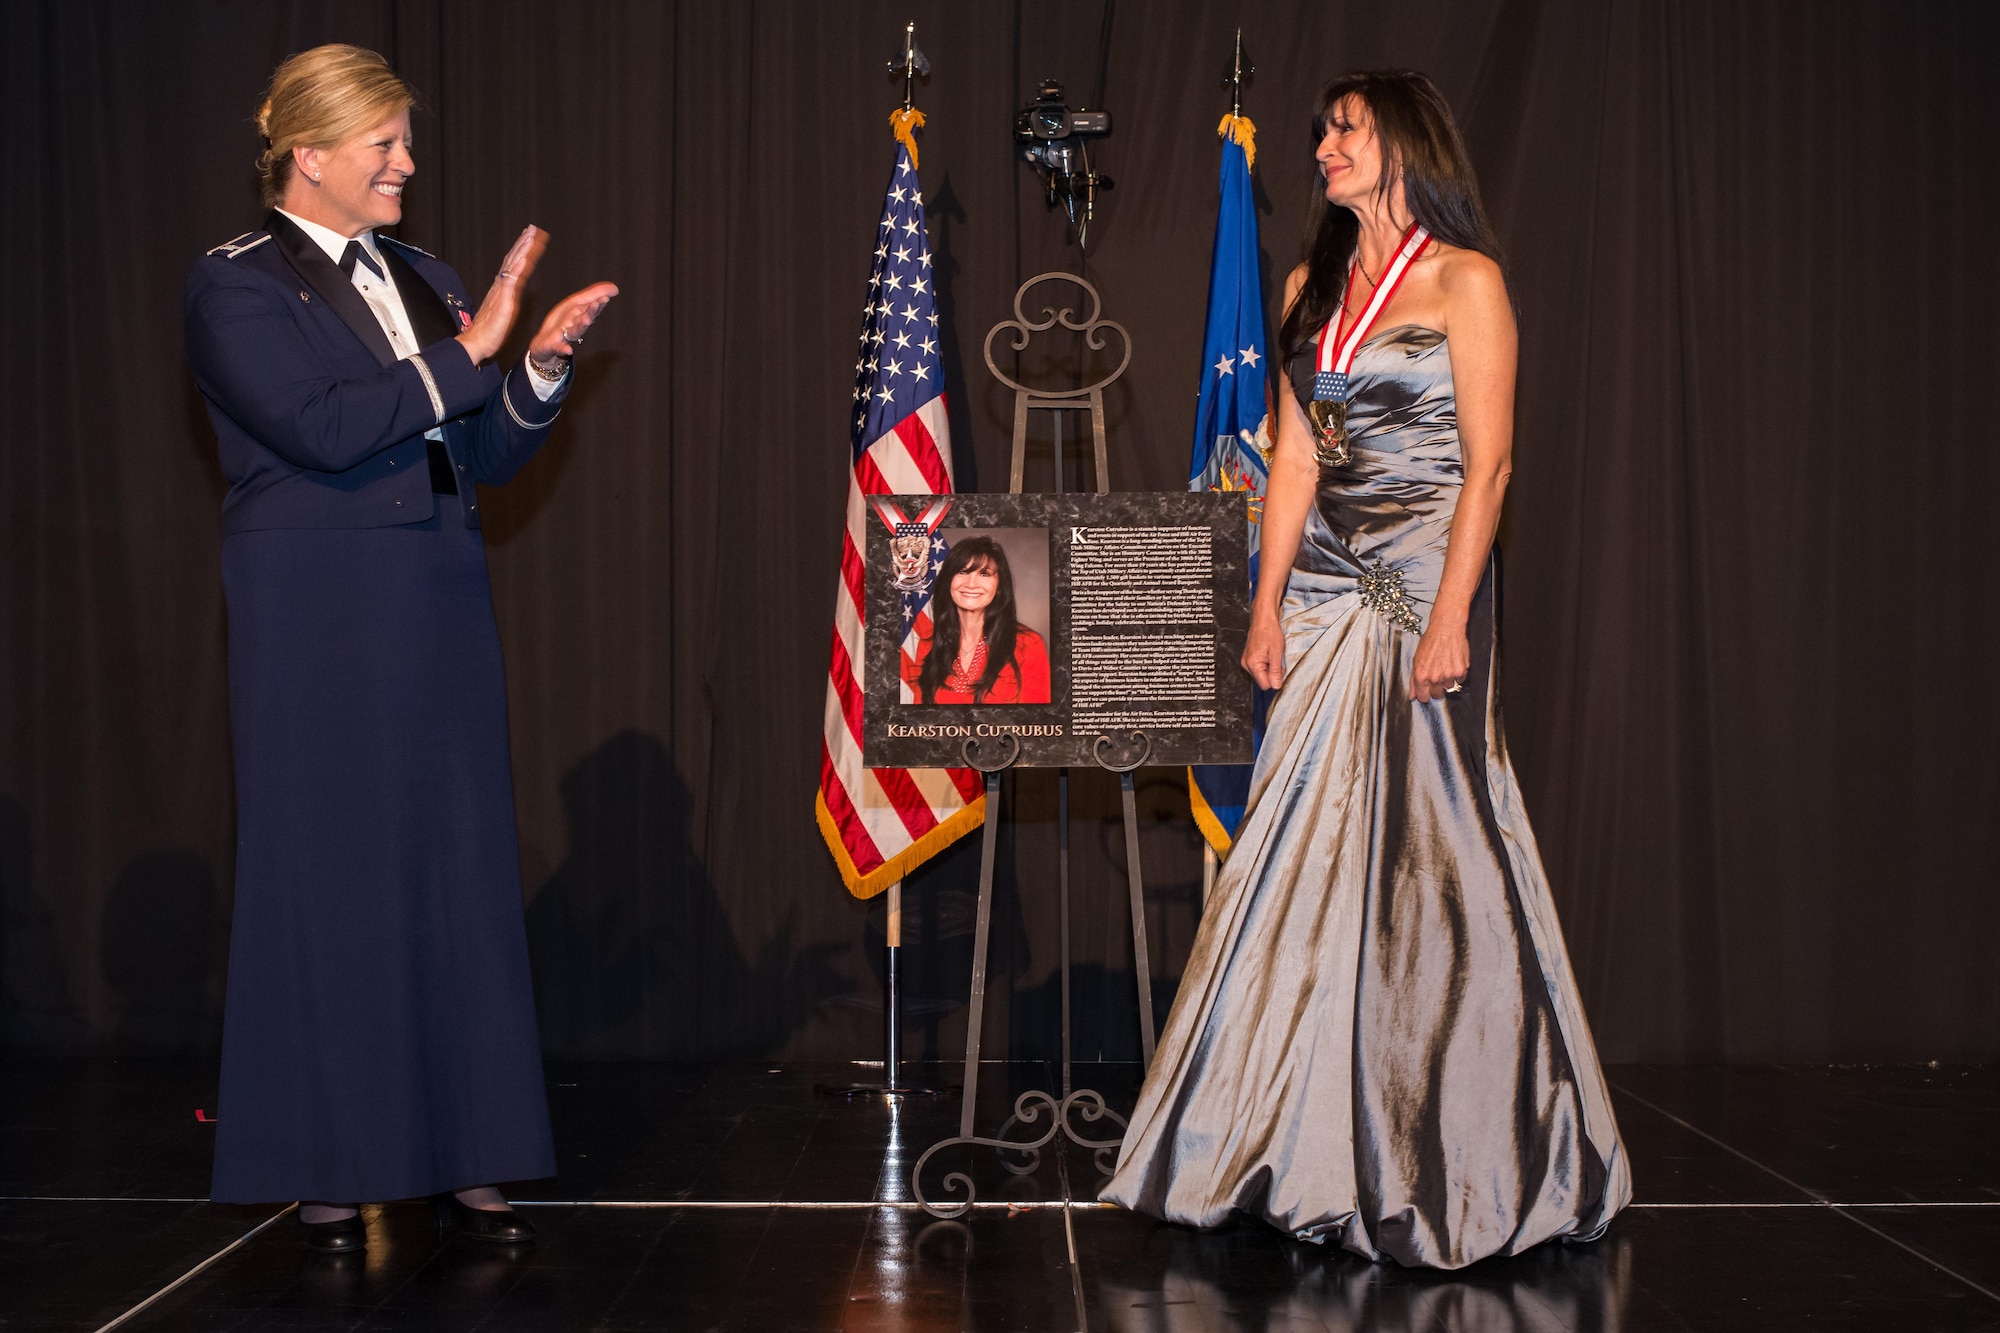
[917,537,1020,704]
[1279,70,1503,357]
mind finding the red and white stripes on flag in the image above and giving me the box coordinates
[816,135,985,899]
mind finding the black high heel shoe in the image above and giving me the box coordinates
[431,1193,537,1245]
[300,1209,366,1253]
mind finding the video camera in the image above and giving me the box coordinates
[1014,80,1114,247]
[1014,79,1111,160]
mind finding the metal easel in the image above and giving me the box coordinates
[912,273,1156,1217]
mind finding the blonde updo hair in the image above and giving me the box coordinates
[255,44,415,207]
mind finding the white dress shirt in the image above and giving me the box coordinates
[274,210,564,438]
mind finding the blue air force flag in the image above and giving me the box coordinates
[1188,115,1271,856]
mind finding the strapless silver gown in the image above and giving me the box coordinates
[1103,326,1631,1269]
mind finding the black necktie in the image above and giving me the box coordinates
[339,239,386,283]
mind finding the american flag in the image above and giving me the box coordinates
[816,140,985,899]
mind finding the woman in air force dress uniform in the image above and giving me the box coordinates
[1101,70,1631,1268]
[185,45,617,1252]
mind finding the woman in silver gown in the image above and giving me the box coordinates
[1102,70,1631,1269]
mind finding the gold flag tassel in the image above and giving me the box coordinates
[890,107,927,169]
[1216,113,1257,172]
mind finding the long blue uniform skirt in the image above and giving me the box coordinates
[213,494,555,1204]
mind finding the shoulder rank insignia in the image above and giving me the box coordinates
[206,231,272,259]
[377,234,436,260]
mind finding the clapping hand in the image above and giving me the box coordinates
[527,282,618,371]
[454,225,618,369]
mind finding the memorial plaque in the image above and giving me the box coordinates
[863,492,1252,768]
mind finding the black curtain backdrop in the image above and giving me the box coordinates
[3,1,1995,1064]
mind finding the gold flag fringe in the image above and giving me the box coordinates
[1188,768,1237,858]
[1216,113,1257,172]
[890,107,927,169]
[818,788,987,899]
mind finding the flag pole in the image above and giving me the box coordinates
[820,20,950,1102]
[1207,30,1244,909]
[883,20,915,1096]
[882,20,920,1099]
[1230,27,1245,118]
[885,878,902,1088]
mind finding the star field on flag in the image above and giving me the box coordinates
[852,164,945,451]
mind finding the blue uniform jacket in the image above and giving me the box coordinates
[186,210,566,535]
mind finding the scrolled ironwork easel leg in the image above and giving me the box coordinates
[1060,1087,1131,1176]
[1094,730,1157,1068]
[960,772,1001,1142]
[1059,768,1072,1101]
[912,1089,1065,1219]
[914,761,1017,1218]
[915,731,1163,1216]
[1120,770,1157,1067]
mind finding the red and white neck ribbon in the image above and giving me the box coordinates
[867,495,955,537]
[1314,223,1432,399]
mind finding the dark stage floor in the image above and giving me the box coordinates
[1,1060,1995,1331]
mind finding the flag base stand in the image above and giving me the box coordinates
[910,731,1157,1218]
[818,881,956,1100]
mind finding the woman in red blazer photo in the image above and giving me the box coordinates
[905,536,1051,705]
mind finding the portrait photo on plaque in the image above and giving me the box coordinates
[864,492,1253,770]
[900,527,1052,705]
